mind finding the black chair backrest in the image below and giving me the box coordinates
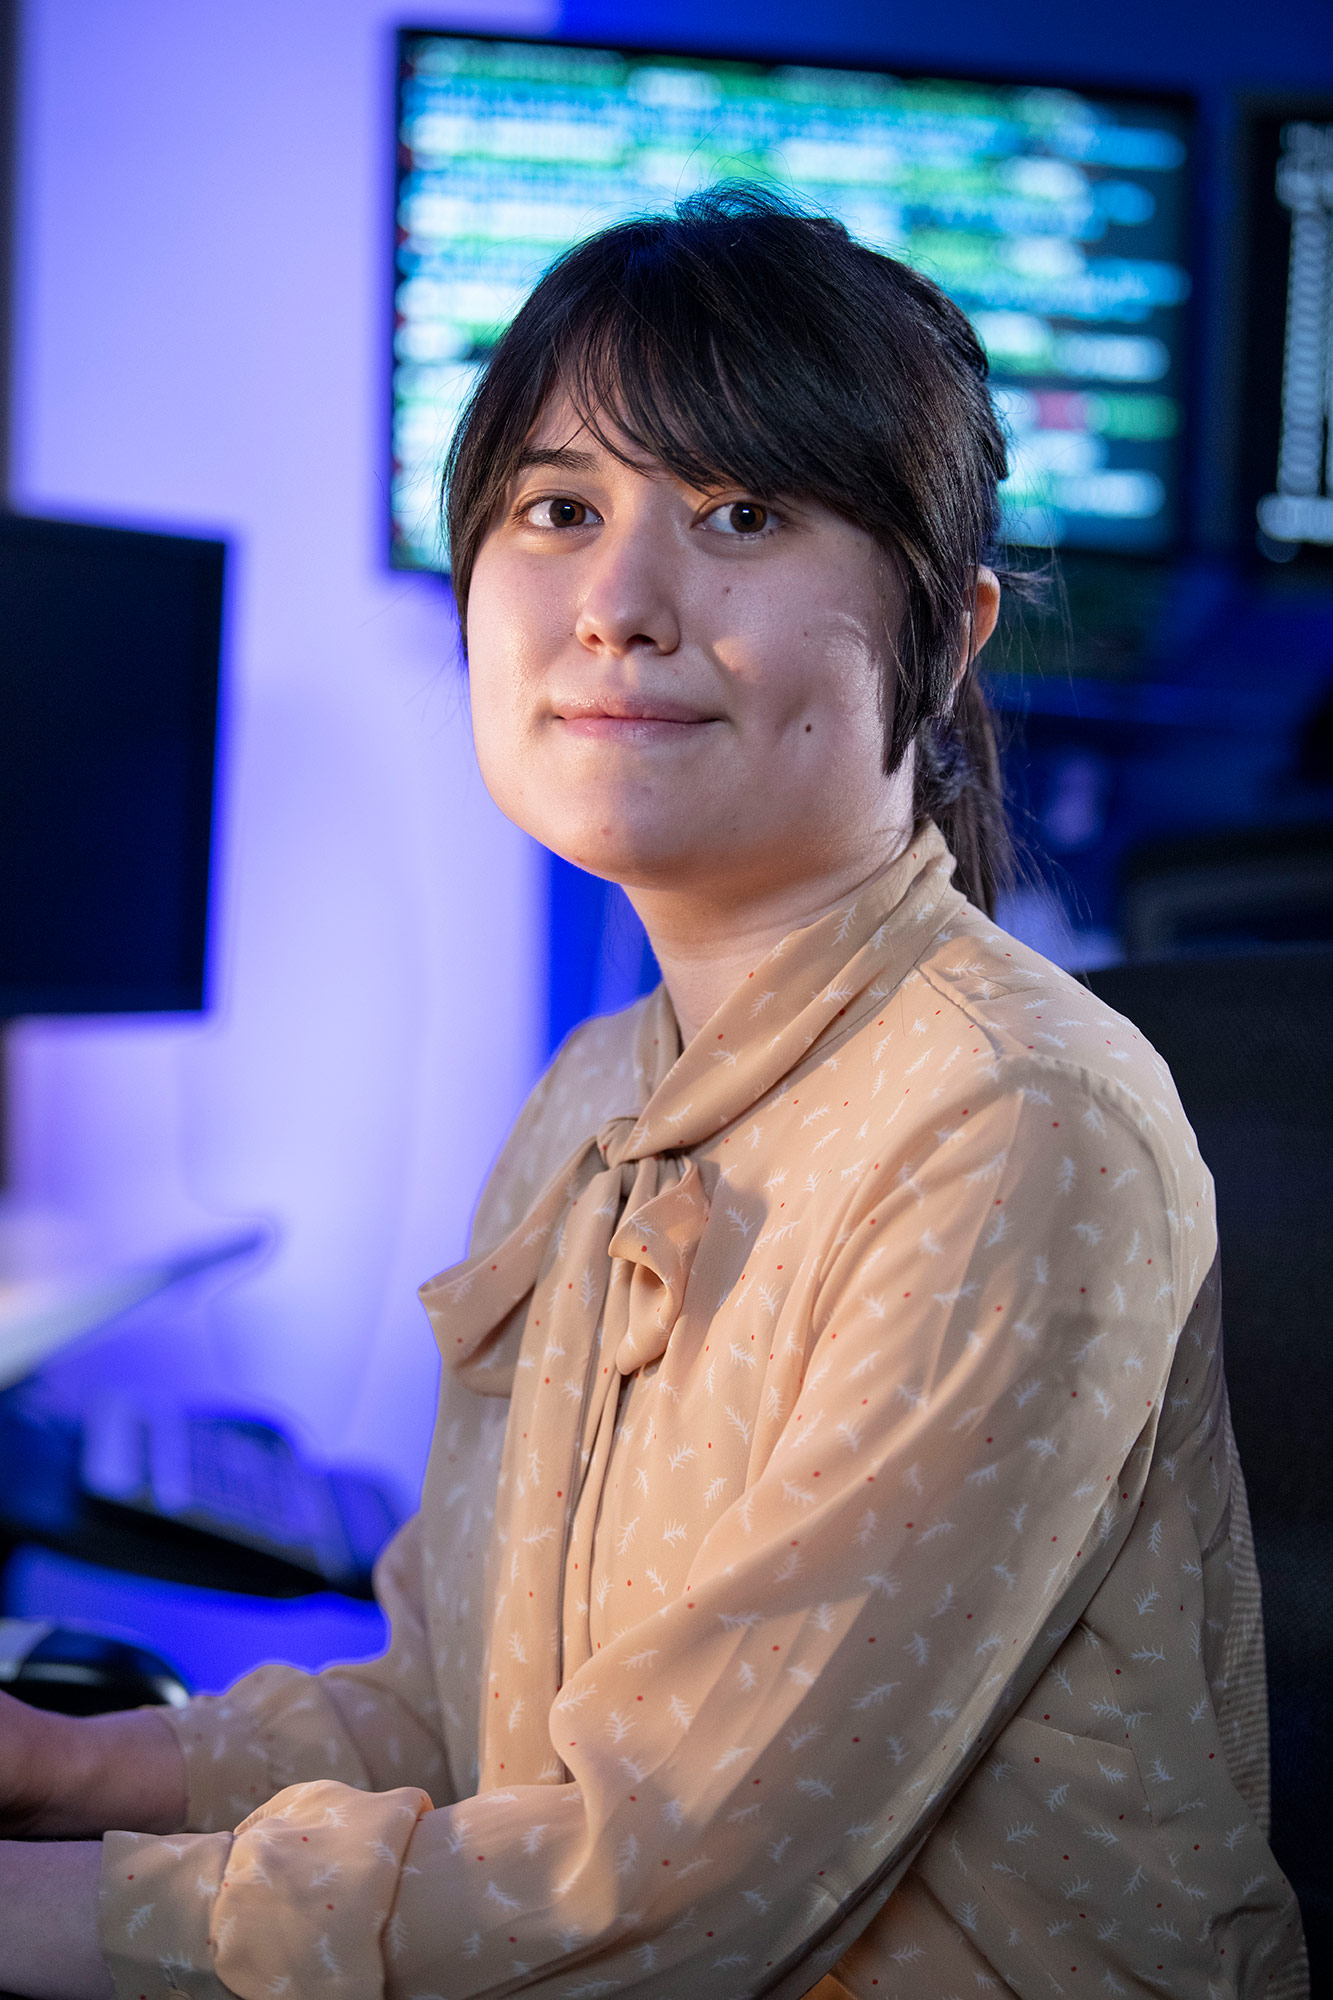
[1085,947,1333,1981]
[1085,948,1333,1524]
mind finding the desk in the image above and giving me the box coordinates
[0,1209,264,1393]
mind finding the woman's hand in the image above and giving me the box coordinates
[0,1688,187,1838]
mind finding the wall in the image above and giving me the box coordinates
[7,0,557,1488]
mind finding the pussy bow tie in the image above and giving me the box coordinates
[419,824,960,1790]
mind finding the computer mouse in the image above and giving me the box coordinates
[0,1617,191,1716]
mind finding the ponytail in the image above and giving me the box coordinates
[913,671,1011,918]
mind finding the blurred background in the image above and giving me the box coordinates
[0,0,1330,1934]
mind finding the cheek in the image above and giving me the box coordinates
[725,604,884,745]
[463,555,543,806]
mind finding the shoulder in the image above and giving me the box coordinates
[899,902,1215,1289]
[469,997,654,1251]
[914,904,1190,1138]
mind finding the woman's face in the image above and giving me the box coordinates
[465,397,915,905]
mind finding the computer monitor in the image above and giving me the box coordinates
[0,514,225,1016]
[1239,105,1333,567]
[391,31,1194,570]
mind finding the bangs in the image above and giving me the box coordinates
[444,183,998,602]
[540,221,874,518]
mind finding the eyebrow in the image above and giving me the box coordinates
[513,445,601,475]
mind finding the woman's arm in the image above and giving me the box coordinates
[0,1690,185,1838]
[160,1511,453,1835]
[0,1694,184,1999]
[0,1842,110,2000]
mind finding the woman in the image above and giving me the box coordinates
[0,186,1305,1999]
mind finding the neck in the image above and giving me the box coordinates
[626,815,918,1046]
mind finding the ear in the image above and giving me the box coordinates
[951,567,1001,698]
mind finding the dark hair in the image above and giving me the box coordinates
[445,182,1015,913]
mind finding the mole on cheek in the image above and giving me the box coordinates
[805,723,813,733]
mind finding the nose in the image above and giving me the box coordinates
[573,517,681,659]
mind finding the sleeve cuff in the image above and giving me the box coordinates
[100,1826,233,2000]
[162,1666,377,1834]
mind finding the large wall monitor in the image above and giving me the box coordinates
[392,31,1193,570]
[0,515,224,1016]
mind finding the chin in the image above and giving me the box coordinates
[542,815,704,889]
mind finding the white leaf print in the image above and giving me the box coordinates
[852,1681,901,1709]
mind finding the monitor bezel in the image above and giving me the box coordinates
[388,24,1200,576]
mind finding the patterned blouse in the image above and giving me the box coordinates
[99,825,1306,2000]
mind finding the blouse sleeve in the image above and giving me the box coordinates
[157,1509,454,1835]
[149,1020,615,1839]
[100,1061,1198,2000]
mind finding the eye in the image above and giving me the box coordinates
[521,495,598,530]
[701,500,774,538]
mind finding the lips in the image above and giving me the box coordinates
[555,695,713,724]
[553,694,719,741]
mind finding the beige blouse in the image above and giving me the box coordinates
[99,826,1306,2000]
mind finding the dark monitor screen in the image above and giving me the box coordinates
[0,514,225,1016]
[391,31,1194,569]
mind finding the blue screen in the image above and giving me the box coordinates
[392,32,1192,566]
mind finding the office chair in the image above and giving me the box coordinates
[1086,948,1333,1986]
